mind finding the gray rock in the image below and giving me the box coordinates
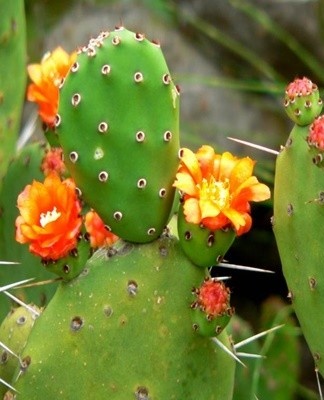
[40,1,290,158]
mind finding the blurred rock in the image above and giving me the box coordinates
[28,1,291,158]
[175,0,324,80]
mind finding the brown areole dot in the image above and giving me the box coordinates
[309,277,317,290]
[70,316,84,332]
[98,171,109,182]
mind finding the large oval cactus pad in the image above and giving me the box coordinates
[13,236,235,399]
[57,27,180,243]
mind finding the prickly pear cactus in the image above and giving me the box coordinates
[56,27,180,243]
[273,77,324,376]
[0,305,41,398]
[11,236,235,399]
[3,20,275,400]
[0,0,26,182]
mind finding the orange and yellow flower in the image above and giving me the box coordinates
[84,210,119,249]
[27,47,77,126]
[15,172,82,260]
[173,145,271,236]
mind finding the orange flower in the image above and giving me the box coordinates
[173,145,270,236]
[27,47,77,126]
[15,172,82,260]
[41,147,66,176]
[84,210,119,249]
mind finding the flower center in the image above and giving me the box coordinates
[40,206,61,228]
[199,177,230,210]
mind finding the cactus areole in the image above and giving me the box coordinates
[56,27,180,243]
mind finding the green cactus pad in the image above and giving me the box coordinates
[191,306,232,337]
[274,123,324,376]
[41,233,91,281]
[0,305,40,398]
[0,0,26,182]
[57,27,180,243]
[177,204,236,267]
[12,236,235,399]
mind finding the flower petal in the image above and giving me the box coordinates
[173,172,198,196]
[85,210,119,248]
[218,152,238,181]
[234,177,271,203]
[27,64,43,85]
[230,156,255,192]
[196,145,215,177]
[27,47,76,126]
[183,198,201,224]
[201,214,229,231]
[199,197,221,219]
[222,207,247,232]
[236,213,252,236]
[179,148,202,183]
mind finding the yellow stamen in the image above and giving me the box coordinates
[199,177,230,210]
[40,207,61,228]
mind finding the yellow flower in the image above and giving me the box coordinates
[27,47,77,127]
[15,172,82,260]
[173,145,270,235]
